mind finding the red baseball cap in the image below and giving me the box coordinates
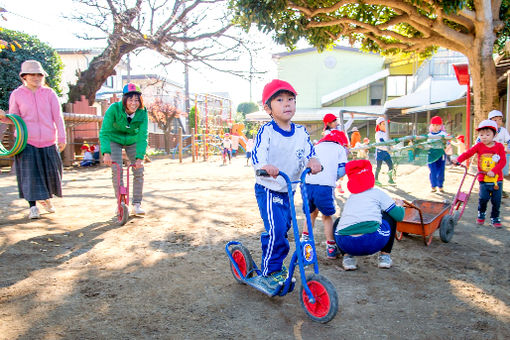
[318,130,348,146]
[323,113,337,124]
[262,79,297,105]
[346,160,375,194]
[456,135,465,143]
[430,116,443,125]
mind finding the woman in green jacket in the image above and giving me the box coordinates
[100,83,148,215]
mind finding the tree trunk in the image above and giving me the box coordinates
[164,130,172,155]
[465,9,499,130]
[67,41,136,105]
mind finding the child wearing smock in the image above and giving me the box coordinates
[427,116,448,192]
[252,79,321,290]
[456,120,506,228]
[374,117,395,186]
[335,160,405,270]
[301,130,348,259]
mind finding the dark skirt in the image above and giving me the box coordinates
[15,144,63,201]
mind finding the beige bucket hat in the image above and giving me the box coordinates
[19,60,48,77]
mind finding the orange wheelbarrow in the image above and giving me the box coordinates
[396,200,453,246]
[396,165,478,246]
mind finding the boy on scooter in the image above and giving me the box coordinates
[252,79,321,290]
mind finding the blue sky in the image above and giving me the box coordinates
[1,0,285,106]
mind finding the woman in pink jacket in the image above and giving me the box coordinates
[0,60,66,219]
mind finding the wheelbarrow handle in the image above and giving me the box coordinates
[402,200,424,224]
[402,200,418,210]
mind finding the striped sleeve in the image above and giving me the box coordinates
[251,122,270,168]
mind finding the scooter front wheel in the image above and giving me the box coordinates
[118,202,129,226]
[300,274,338,323]
[230,244,254,284]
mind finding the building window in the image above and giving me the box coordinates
[387,76,408,96]
[104,76,114,88]
[370,80,384,105]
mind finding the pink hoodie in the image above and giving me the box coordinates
[7,85,66,148]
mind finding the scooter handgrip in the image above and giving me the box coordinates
[256,169,270,177]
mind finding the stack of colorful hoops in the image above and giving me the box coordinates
[0,114,27,157]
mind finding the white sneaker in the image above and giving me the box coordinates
[342,254,357,271]
[39,199,55,213]
[28,206,40,219]
[378,254,392,269]
[132,203,145,215]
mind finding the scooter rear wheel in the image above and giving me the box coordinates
[230,244,254,283]
[118,203,129,226]
[300,274,338,323]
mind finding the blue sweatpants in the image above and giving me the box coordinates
[428,155,445,188]
[255,183,291,277]
[479,181,502,219]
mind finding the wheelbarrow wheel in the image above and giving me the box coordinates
[300,274,338,323]
[230,244,254,284]
[117,203,129,226]
[439,215,455,243]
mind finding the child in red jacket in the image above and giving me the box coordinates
[456,120,506,228]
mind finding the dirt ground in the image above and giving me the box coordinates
[0,154,509,340]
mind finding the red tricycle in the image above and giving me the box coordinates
[396,165,478,246]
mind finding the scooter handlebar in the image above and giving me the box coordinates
[255,166,322,178]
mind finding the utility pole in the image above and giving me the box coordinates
[184,50,190,114]
[248,49,253,102]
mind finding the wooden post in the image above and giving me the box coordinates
[178,127,183,163]
[191,128,196,162]
[63,125,74,166]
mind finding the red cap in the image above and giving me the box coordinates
[323,113,337,124]
[430,116,443,125]
[456,135,465,143]
[262,79,297,105]
[346,160,375,194]
[318,130,349,146]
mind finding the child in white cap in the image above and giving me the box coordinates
[374,117,395,186]
[488,110,510,197]
[455,120,506,228]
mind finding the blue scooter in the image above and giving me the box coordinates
[225,168,338,323]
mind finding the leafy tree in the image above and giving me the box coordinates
[188,106,198,131]
[230,0,510,124]
[67,0,261,105]
[0,28,63,110]
[147,98,185,154]
[236,102,259,116]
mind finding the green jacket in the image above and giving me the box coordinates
[99,101,148,159]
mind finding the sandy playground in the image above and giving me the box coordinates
[0,155,509,339]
